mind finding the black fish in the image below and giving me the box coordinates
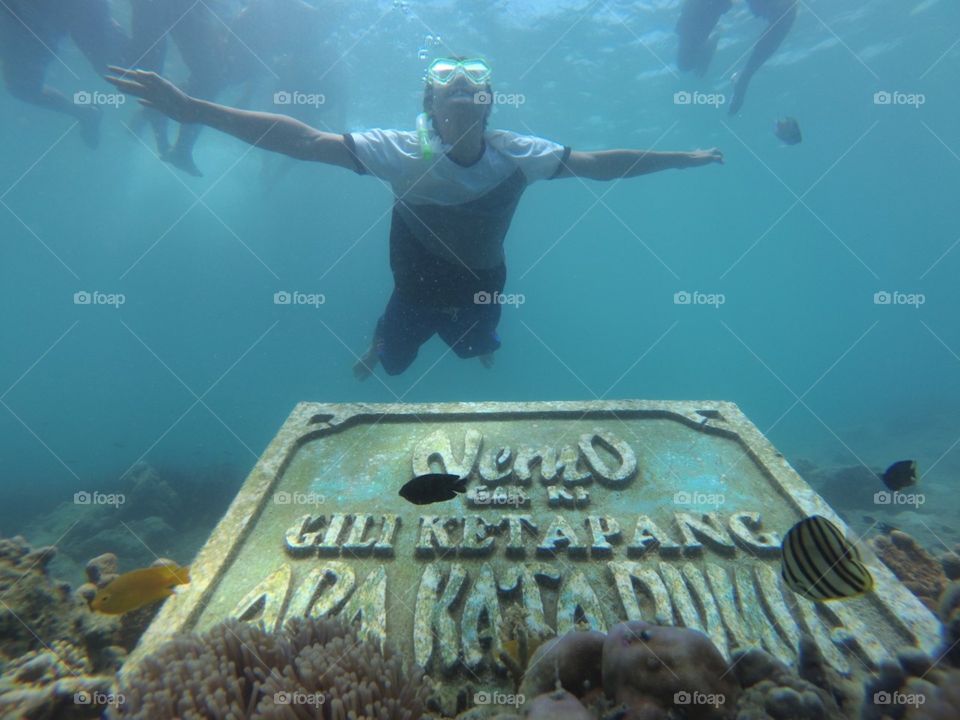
[774,117,802,145]
[399,473,468,505]
[881,460,917,492]
[781,515,874,602]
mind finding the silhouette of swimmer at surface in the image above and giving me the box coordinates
[676,0,732,77]
[0,0,128,147]
[126,0,229,176]
[676,0,797,114]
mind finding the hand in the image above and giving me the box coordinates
[687,148,724,166]
[105,66,197,124]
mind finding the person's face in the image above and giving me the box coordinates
[430,73,490,131]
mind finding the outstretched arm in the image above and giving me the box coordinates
[553,148,723,180]
[105,67,355,168]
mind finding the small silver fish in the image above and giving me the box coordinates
[774,117,802,145]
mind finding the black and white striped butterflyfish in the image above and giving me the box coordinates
[780,515,875,601]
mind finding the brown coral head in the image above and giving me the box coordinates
[602,622,738,719]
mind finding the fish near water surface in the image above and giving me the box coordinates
[774,117,802,145]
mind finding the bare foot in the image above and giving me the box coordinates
[162,145,203,177]
[479,352,495,369]
[353,349,379,381]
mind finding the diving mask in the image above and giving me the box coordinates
[426,57,492,86]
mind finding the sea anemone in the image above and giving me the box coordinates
[110,617,430,719]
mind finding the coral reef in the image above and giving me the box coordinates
[519,630,605,702]
[0,536,87,662]
[0,639,116,719]
[485,623,865,720]
[859,580,960,720]
[937,549,960,581]
[939,580,960,667]
[871,530,947,611]
[731,637,853,720]
[503,622,744,719]
[0,535,154,719]
[526,689,593,720]
[860,657,960,720]
[109,617,431,719]
[602,621,739,719]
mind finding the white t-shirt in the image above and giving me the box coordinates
[346,128,569,271]
[348,128,568,204]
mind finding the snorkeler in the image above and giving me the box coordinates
[126,0,228,176]
[675,0,797,114]
[105,57,722,378]
[0,0,128,147]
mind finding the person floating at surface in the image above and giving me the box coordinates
[224,0,348,190]
[105,56,723,378]
[676,0,732,77]
[675,0,797,114]
[0,0,129,147]
[126,0,228,176]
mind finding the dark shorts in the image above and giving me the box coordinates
[376,290,502,376]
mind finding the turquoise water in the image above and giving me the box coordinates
[1,0,958,551]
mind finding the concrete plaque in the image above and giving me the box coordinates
[131,400,939,707]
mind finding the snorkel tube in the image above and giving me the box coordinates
[416,112,433,160]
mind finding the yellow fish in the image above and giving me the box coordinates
[91,564,190,614]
